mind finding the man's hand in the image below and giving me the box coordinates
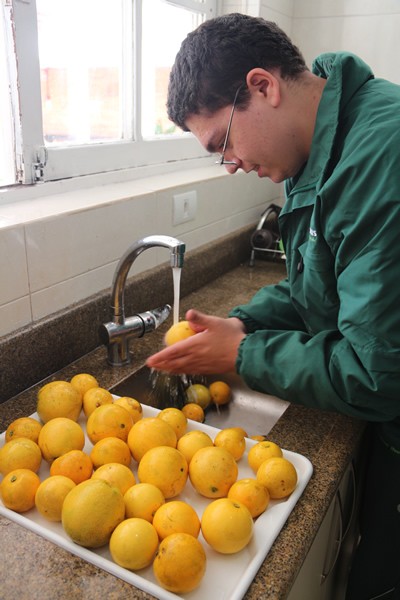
[146,309,246,374]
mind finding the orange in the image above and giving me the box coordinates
[124,483,165,523]
[209,380,232,405]
[5,417,42,444]
[86,403,133,444]
[35,475,76,522]
[82,386,113,418]
[127,417,177,463]
[177,430,214,464]
[153,533,206,593]
[0,437,42,476]
[153,500,201,539]
[138,446,188,499]
[109,518,159,570]
[186,384,211,409]
[228,478,270,518]
[214,427,246,461]
[37,380,82,423]
[247,440,283,474]
[256,456,298,499]
[113,397,143,424]
[189,445,238,498]
[50,449,93,484]
[164,320,196,346]
[90,437,132,469]
[38,417,85,463]
[157,407,187,440]
[250,435,267,442]
[62,478,125,548]
[201,498,254,554]
[70,373,99,398]
[181,403,204,423]
[92,462,136,495]
[0,468,41,513]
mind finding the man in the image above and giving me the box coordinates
[147,13,400,598]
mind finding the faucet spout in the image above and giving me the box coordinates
[100,235,185,366]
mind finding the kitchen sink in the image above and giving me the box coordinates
[110,366,289,437]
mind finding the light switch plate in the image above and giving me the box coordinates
[173,190,197,225]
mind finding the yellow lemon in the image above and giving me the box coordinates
[110,518,159,571]
[37,380,82,423]
[90,437,132,469]
[82,387,113,418]
[114,397,143,424]
[209,380,232,406]
[201,498,254,554]
[177,430,214,465]
[86,403,133,444]
[35,475,76,522]
[92,462,136,496]
[0,437,42,476]
[153,500,201,540]
[181,403,204,423]
[247,440,283,474]
[124,482,165,523]
[186,384,211,410]
[70,373,99,398]
[157,407,187,440]
[256,456,298,499]
[227,478,270,518]
[50,449,93,484]
[0,468,41,513]
[153,533,206,594]
[189,446,238,498]
[138,446,188,499]
[62,478,125,548]
[5,417,42,444]
[164,320,196,346]
[214,427,246,461]
[127,417,177,463]
[38,417,85,463]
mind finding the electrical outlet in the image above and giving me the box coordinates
[173,190,197,225]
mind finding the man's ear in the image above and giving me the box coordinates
[246,68,281,107]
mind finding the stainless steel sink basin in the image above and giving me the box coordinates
[110,367,289,437]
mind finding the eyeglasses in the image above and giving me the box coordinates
[216,84,244,166]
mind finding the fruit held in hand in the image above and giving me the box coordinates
[164,320,196,346]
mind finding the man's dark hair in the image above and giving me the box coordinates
[167,13,308,131]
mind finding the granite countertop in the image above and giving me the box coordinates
[0,261,366,600]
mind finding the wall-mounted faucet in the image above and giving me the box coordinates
[99,235,185,366]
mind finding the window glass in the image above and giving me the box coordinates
[0,6,16,186]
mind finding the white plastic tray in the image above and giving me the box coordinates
[0,402,312,600]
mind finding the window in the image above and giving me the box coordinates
[1,0,215,188]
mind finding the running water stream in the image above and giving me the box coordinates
[172,266,181,325]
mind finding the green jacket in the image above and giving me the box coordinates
[230,53,400,448]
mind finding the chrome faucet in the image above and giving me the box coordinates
[99,235,185,366]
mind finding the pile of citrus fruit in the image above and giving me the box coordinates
[0,369,298,594]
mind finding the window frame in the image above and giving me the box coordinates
[7,0,216,186]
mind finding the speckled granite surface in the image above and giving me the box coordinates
[0,257,366,600]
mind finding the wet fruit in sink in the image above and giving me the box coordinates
[214,427,246,461]
[70,373,99,398]
[90,437,132,469]
[35,475,76,522]
[201,498,253,554]
[127,417,177,462]
[164,320,196,346]
[0,437,42,476]
[181,402,204,423]
[209,380,232,406]
[153,532,206,593]
[86,403,133,444]
[37,380,82,423]
[124,482,165,523]
[256,456,298,499]
[110,517,159,570]
[152,500,201,539]
[91,462,136,496]
[38,417,85,463]
[186,384,211,409]
[247,440,283,474]
[227,477,270,518]
[157,407,187,440]
[113,396,143,423]
[82,387,113,418]
[0,468,41,513]
[50,449,93,484]
[62,478,125,548]
[189,446,238,498]
[177,430,213,464]
[138,446,188,499]
[5,416,42,444]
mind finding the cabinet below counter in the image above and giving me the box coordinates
[0,263,366,600]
